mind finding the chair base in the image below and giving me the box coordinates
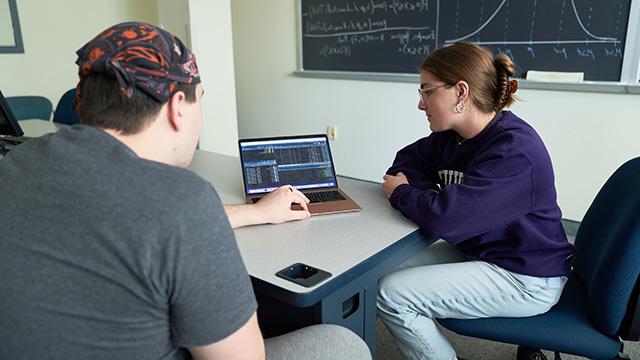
[516,345,632,360]
[614,343,631,360]
[516,346,557,360]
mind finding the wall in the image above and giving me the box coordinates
[186,0,239,156]
[1,0,238,156]
[157,0,241,155]
[230,0,640,221]
[156,0,189,44]
[0,0,158,107]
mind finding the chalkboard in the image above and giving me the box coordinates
[300,0,632,82]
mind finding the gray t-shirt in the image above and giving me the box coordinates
[0,125,257,359]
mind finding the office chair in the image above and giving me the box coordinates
[438,157,640,360]
[53,88,81,125]
[5,95,53,121]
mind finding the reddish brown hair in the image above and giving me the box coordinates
[420,42,517,113]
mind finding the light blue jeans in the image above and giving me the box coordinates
[377,240,567,360]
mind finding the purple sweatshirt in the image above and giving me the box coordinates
[388,111,574,277]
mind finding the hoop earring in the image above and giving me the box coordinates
[455,101,465,113]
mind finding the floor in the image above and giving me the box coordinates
[376,318,640,359]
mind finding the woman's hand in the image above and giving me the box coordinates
[382,172,409,198]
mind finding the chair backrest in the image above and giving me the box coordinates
[53,89,80,125]
[573,156,640,337]
[5,96,53,121]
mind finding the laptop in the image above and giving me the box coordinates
[0,90,29,156]
[238,134,361,215]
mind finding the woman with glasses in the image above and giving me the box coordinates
[377,42,574,360]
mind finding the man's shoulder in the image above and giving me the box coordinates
[123,160,223,226]
[139,159,208,188]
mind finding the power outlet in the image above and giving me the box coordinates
[326,125,337,141]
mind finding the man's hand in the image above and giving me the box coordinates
[382,172,409,199]
[224,185,310,228]
[255,185,311,224]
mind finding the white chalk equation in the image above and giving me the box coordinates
[303,0,430,19]
[303,0,438,58]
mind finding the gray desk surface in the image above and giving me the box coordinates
[20,121,421,295]
[20,119,64,137]
[189,151,420,294]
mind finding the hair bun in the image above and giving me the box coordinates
[509,79,518,94]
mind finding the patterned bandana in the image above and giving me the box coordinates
[75,22,200,103]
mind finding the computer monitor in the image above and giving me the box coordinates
[0,89,24,137]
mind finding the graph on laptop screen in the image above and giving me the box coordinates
[240,136,337,194]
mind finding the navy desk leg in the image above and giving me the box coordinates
[320,230,435,356]
[318,280,379,358]
[256,279,378,357]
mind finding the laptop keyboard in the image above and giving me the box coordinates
[251,190,346,204]
[0,140,19,155]
[1,135,31,145]
[306,190,345,203]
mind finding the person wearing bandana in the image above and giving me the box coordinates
[0,22,370,360]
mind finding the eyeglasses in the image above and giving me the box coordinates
[418,84,451,102]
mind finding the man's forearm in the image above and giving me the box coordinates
[224,204,263,229]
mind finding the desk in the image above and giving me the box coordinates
[20,119,64,137]
[19,120,437,357]
[189,152,436,357]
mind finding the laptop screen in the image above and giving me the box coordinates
[239,135,338,195]
[0,90,24,137]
